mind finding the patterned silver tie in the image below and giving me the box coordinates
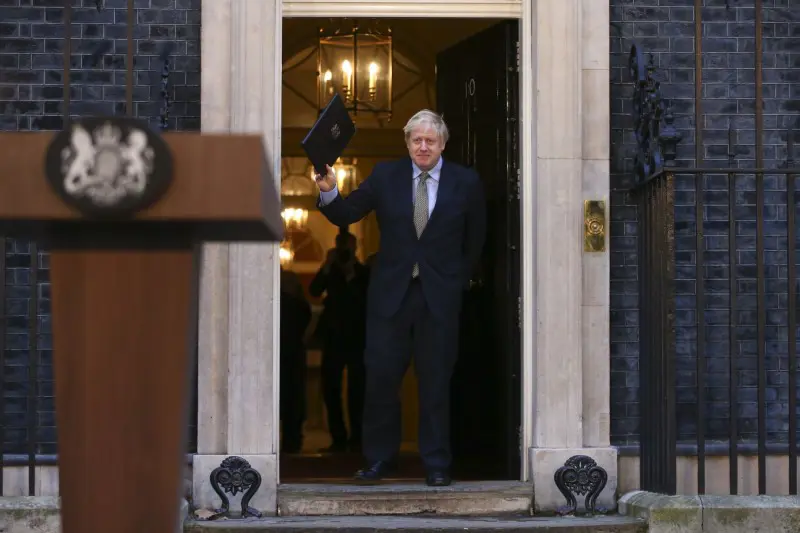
[411,171,429,278]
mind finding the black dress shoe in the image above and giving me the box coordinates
[425,469,452,487]
[354,460,397,483]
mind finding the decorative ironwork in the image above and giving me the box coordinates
[207,456,263,520]
[629,44,683,184]
[554,455,608,516]
[158,43,174,131]
[44,116,174,218]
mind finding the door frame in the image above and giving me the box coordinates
[278,1,535,482]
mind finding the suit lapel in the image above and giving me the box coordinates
[398,159,417,237]
[426,158,455,230]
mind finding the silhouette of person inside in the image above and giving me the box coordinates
[309,227,369,453]
[279,268,312,454]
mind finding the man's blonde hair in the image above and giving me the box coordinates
[403,109,449,144]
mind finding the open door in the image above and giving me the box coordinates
[436,20,522,480]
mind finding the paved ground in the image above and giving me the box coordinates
[275,481,534,516]
[184,514,647,532]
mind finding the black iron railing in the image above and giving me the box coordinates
[0,235,198,495]
[631,67,800,494]
[629,0,800,497]
[635,159,800,496]
[635,172,676,495]
[0,0,188,496]
[0,238,53,496]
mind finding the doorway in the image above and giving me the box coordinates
[438,20,522,480]
[277,17,522,482]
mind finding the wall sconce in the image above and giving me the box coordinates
[279,241,294,266]
[281,207,309,230]
[308,157,358,195]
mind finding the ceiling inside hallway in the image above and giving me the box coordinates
[281,18,504,134]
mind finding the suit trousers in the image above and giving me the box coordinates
[362,278,460,470]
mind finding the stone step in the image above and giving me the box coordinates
[184,515,647,533]
[276,481,533,516]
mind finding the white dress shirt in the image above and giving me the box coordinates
[318,157,443,216]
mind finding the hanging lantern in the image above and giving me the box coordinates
[317,22,392,120]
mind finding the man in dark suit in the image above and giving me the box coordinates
[314,109,486,487]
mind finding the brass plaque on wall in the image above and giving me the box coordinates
[583,200,606,253]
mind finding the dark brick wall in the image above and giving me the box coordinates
[610,0,800,446]
[3,0,798,455]
[0,0,201,454]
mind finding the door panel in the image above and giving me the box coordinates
[436,20,521,480]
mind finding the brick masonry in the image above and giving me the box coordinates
[1,0,799,456]
[0,0,200,454]
[610,0,800,445]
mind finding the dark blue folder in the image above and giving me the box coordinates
[301,93,356,176]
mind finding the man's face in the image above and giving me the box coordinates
[406,126,444,171]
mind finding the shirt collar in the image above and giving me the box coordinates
[412,157,443,182]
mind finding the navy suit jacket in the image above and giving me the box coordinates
[319,157,486,319]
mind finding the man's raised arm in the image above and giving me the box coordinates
[315,164,377,227]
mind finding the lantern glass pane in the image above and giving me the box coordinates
[318,34,355,106]
[355,33,391,112]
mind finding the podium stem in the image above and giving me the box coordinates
[51,239,198,533]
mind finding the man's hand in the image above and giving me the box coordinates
[315,165,337,193]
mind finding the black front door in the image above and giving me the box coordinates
[436,20,521,480]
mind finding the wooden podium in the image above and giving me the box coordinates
[0,117,283,533]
